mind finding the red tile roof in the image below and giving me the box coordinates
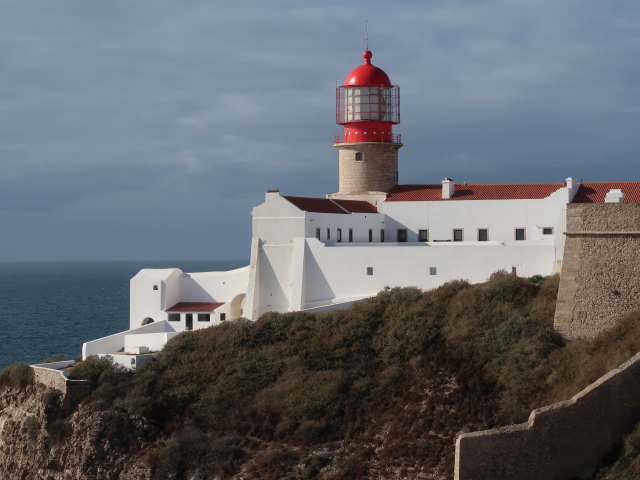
[385,183,565,201]
[571,182,640,203]
[166,302,224,313]
[283,196,377,214]
[332,199,378,213]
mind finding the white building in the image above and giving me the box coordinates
[82,49,640,368]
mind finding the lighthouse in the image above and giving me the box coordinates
[330,49,402,201]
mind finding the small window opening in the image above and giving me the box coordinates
[355,152,364,161]
[366,267,374,276]
[197,314,210,322]
[327,228,330,240]
[453,229,463,242]
[337,228,342,242]
[397,229,407,242]
[349,228,353,242]
[315,228,321,240]
[515,228,526,241]
[380,230,385,242]
[419,229,429,242]
[153,285,158,291]
[429,267,437,276]
[478,229,488,242]
[220,313,227,321]
[168,313,180,322]
[542,227,553,235]
[368,229,373,243]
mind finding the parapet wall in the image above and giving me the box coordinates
[554,203,640,338]
[31,362,91,408]
[455,351,640,480]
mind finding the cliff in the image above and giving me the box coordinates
[2,275,640,479]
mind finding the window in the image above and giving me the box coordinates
[453,229,463,242]
[395,171,398,183]
[153,285,158,291]
[478,229,488,242]
[397,229,407,242]
[543,227,553,235]
[220,313,226,321]
[367,267,374,276]
[418,229,429,242]
[349,228,353,242]
[327,228,330,240]
[368,229,373,242]
[197,314,210,322]
[380,230,385,242]
[337,228,342,242]
[315,228,321,240]
[515,228,526,241]
[429,267,437,275]
[168,313,180,322]
[355,152,364,161]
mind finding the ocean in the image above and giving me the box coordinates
[0,260,246,369]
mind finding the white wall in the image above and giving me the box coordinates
[181,266,249,302]
[304,211,385,243]
[83,320,175,359]
[378,189,568,258]
[124,332,179,352]
[302,239,556,306]
[130,268,182,329]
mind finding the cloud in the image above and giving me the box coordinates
[0,0,639,259]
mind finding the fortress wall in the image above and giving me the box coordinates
[31,363,91,409]
[455,352,640,480]
[554,203,640,338]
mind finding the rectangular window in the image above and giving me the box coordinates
[542,227,553,235]
[368,229,373,242]
[337,228,342,242]
[453,229,463,242]
[397,229,407,242]
[153,285,158,291]
[355,152,364,161]
[197,314,210,322]
[478,229,488,241]
[380,230,385,242]
[168,313,180,322]
[349,228,353,242]
[327,228,330,240]
[220,313,226,321]
[366,267,374,276]
[429,267,437,275]
[418,229,429,242]
[315,228,321,240]
[515,228,526,241]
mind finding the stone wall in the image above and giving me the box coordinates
[31,364,91,409]
[554,203,640,338]
[335,141,401,194]
[455,351,640,480]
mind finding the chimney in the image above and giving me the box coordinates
[442,178,455,199]
[265,189,281,200]
[604,189,625,203]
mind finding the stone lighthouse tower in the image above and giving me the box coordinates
[329,49,401,203]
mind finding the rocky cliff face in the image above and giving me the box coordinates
[0,385,152,480]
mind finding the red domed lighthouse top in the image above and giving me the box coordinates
[335,49,400,144]
[344,50,392,87]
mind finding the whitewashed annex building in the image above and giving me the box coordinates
[83,49,640,368]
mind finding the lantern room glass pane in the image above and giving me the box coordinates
[338,86,399,124]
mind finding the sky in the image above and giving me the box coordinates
[1,0,639,262]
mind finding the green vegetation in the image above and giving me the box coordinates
[63,272,640,478]
[0,362,34,389]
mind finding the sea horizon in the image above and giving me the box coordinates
[0,259,247,369]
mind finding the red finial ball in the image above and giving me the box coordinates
[363,50,372,64]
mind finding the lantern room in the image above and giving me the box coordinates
[336,50,400,143]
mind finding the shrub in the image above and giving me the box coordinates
[151,428,246,479]
[0,363,34,389]
[67,356,131,394]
